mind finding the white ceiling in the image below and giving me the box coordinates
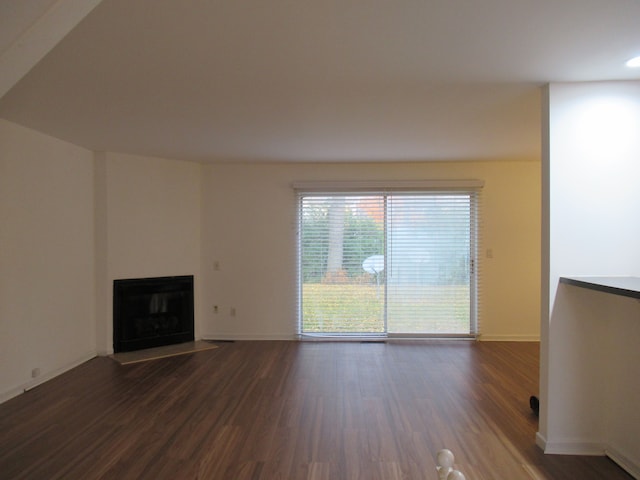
[1,0,640,162]
[0,0,58,54]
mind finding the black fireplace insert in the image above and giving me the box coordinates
[113,275,194,353]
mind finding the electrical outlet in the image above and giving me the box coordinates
[31,368,40,378]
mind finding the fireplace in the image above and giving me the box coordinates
[113,275,194,353]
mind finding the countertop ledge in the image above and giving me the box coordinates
[560,276,640,300]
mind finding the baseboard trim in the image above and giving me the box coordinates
[203,333,541,342]
[536,432,547,451]
[478,334,540,342]
[606,446,640,479]
[543,439,606,456]
[201,334,297,341]
[0,350,97,405]
[0,386,24,404]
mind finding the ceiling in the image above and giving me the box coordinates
[1,0,640,163]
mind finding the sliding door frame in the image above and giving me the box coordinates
[295,180,483,339]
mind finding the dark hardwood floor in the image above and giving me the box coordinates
[0,341,632,479]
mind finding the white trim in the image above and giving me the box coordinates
[387,333,478,340]
[296,189,481,337]
[297,334,481,344]
[0,350,96,405]
[535,425,636,477]
[536,432,547,451]
[292,179,484,192]
[300,334,384,342]
[0,386,25,404]
[543,439,606,456]
[0,0,104,99]
[201,334,297,341]
[606,446,640,479]
[478,334,540,342]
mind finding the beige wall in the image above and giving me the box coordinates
[0,119,96,401]
[201,160,541,340]
[97,152,203,354]
[0,122,204,398]
[0,117,541,402]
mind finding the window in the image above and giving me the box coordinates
[296,181,482,338]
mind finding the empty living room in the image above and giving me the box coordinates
[1,1,640,479]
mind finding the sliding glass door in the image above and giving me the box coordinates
[300,195,385,334]
[385,194,474,334]
[298,189,478,337]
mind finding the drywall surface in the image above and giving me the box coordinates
[201,160,540,340]
[540,81,640,467]
[0,119,96,401]
[96,152,202,354]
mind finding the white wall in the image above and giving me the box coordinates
[96,152,203,354]
[201,160,540,340]
[540,81,640,465]
[0,128,204,396]
[0,119,541,402]
[0,119,96,402]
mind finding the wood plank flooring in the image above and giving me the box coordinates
[0,341,632,479]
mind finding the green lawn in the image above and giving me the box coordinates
[302,283,470,334]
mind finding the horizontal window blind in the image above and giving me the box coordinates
[386,194,473,334]
[300,195,386,334]
[297,185,481,337]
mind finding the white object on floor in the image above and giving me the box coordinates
[435,449,466,480]
[447,470,466,480]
